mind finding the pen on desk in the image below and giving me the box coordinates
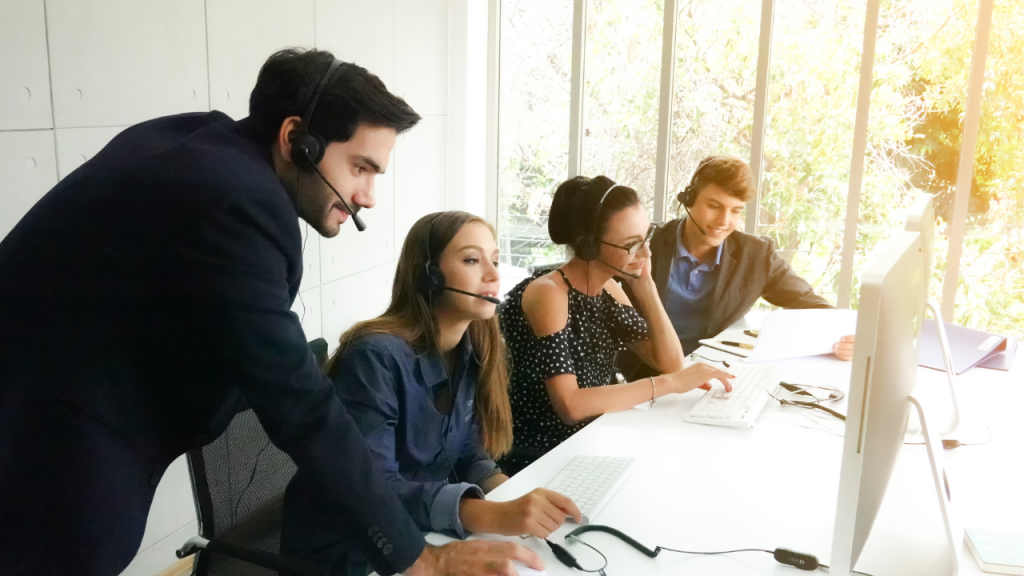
[719,341,754,350]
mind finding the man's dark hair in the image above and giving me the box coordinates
[248,48,421,146]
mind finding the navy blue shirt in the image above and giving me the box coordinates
[664,223,724,354]
[332,332,499,537]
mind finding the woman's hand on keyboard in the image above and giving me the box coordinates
[468,488,581,538]
[664,363,735,394]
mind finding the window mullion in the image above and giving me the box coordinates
[837,0,882,309]
[941,0,994,321]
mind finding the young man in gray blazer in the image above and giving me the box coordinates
[622,156,853,376]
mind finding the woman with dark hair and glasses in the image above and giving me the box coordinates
[498,176,735,475]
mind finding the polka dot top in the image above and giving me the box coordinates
[498,268,650,474]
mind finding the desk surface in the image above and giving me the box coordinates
[429,317,1024,576]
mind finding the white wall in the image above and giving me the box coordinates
[0,1,482,574]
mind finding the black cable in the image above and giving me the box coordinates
[781,399,847,421]
[690,352,730,368]
[233,436,274,521]
[654,546,773,556]
[767,386,847,422]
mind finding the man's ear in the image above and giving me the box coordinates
[276,116,303,165]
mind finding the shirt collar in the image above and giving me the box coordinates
[417,331,475,389]
[675,219,724,268]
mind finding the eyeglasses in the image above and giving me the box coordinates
[601,225,655,256]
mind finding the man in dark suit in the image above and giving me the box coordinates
[0,49,540,576]
[620,156,853,377]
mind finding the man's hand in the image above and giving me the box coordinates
[405,541,545,576]
[833,335,855,361]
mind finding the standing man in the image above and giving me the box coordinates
[0,49,540,576]
[620,155,853,377]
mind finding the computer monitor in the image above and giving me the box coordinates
[904,194,961,435]
[830,230,960,576]
[904,194,935,308]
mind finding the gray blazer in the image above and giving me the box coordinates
[649,217,832,340]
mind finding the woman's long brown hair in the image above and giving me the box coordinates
[323,211,513,457]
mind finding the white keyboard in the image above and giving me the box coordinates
[683,363,781,427]
[544,455,634,524]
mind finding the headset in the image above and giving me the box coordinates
[417,214,500,305]
[415,213,504,484]
[290,59,366,231]
[677,156,717,209]
[574,182,625,262]
[677,157,717,236]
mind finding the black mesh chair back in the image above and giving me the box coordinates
[186,337,329,576]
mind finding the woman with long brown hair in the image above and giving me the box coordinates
[281,211,579,576]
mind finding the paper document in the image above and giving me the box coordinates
[743,309,857,363]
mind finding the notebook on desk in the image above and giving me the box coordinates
[918,319,1011,374]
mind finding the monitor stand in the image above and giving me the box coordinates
[906,392,963,576]
[908,301,961,437]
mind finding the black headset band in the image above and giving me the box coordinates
[682,156,718,205]
[302,59,342,133]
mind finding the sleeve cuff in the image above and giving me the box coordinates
[465,459,500,486]
[430,482,484,539]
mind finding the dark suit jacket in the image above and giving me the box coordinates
[616,218,831,379]
[0,112,422,576]
[650,218,832,339]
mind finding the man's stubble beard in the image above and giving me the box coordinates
[293,171,339,239]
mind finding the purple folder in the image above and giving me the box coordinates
[918,319,1012,374]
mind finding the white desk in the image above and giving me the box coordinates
[429,317,1023,575]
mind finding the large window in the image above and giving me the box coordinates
[494,0,1023,336]
[581,0,664,214]
[668,0,761,220]
[496,0,573,269]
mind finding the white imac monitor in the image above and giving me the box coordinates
[904,194,960,434]
[904,194,935,307]
[831,230,960,575]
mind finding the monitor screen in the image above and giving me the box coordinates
[831,230,925,575]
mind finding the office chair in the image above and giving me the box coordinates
[177,338,330,576]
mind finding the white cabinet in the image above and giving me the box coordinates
[0,130,58,241]
[315,0,395,89]
[394,0,448,116]
[206,0,316,120]
[320,263,395,348]
[0,0,53,130]
[299,221,321,292]
[393,116,446,256]
[319,169,395,284]
[291,286,323,341]
[46,0,209,128]
[54,126,126,180]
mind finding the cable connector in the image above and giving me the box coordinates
[773,547,820,571]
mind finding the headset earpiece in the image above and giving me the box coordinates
[289,59,342,171]
[417,215,447,298]
[291,129,326,169]
[680,156,717,208]
[574,234,602,262]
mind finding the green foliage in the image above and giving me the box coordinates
[498,0,1023,336]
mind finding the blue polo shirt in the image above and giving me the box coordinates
[664,227,724,354]
[329,332,500,540]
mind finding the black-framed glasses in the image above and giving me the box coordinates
[601,225,655,255]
